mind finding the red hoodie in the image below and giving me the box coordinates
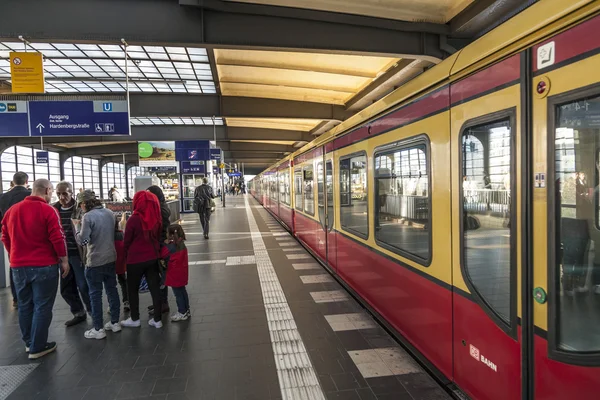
[1,196,67,267]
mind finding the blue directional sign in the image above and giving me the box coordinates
[29,100,129,136]
[0,101,29,137]
[181,161,206,174]
[228,171,242,177]
[36,151,49,164]
[209,148,222,160]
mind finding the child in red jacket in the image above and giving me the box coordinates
[165,224,190,321]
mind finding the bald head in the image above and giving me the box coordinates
[32,179,53,203]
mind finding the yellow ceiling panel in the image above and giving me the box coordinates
[218,65,367,93]
[220,82,350,104]
[231,140,297,145]
[215,49,399,77]
[227,118,322,131]
[226,0,473,23]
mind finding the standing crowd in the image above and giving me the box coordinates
[0,172,193,360]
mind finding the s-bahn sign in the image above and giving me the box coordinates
[0,100,129,137]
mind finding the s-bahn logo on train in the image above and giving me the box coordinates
[470,344,498,372]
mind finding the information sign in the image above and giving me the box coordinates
[209,149,221,160]
[36,151,49,164]
[228,172,242,177]
[10,52,45,93]
[0,101,29,137]
[29,100,129,136]
[181,161,206,174]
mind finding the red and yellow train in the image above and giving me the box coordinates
[250,1,600,398]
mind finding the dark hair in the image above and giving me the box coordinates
[147,185,166,203]
[83,198,103,211]
[167,224,186,251]
[13,172,28,186]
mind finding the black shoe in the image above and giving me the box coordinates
[149,304,170,316]
[13,299,18,309]
[204,234,209,239]
[65,314,87,327]
[148,305,154,311]
[28,342,57,360]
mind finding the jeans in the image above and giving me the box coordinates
[10,269,17,302]
[199,209,211,235]
[172,286,190,314]
[11,265,59,354]
[85,263,120,330]
[60,254,91,315]
[127,259,162,322]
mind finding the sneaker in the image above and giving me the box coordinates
[148,319,163,328]
[104,321,122,333]
[123,301,130,312]
[121,318,141,328]
[28,342,57,360]
[84,328,107,340]
[65,314,87,327]
[147,305,154,312]
[185,310,191,318]
[12,299,18,309]
[25,346,30,353]
[148,304,170,316]
[170,312,189,322]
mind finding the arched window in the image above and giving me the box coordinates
[1,146,60,194]
[63,156,101,195]
[101,162,125,199]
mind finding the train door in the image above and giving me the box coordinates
[316,149,336,269]
[450,54,523,400]
[532,15,600,399]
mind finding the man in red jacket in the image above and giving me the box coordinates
[1,179,70,360]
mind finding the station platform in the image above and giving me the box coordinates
[0,196,450,400]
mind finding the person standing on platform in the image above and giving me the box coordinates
[73,190,121,339]
[147,185,171,316]
[1,179,69,359]
[0,172,31,308]
[53,181,91,327]
[165,224,191,321]
[121,191,164,329]
[194,177,214,239]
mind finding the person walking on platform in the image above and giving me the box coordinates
[147,185,171,316]
[1,179,69,359]
[53,181,92,327]
[121,191,164,329]
[165,224,191,321]
[194,177,214,239]
[73,190,121,339]
[0,172,31,308]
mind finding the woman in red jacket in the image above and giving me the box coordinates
[121,191,164,328]
[165,224,190,321]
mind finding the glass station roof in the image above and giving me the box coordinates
[130,117,224,126]
[0,43,216,94]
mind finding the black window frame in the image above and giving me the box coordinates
[373,134,432,266]
[547,83,600,366]
[459,108,518,339]
[339,151,369,240]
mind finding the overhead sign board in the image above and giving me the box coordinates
[10,52,45,93]
[0,101,29,137]
[29,100,129,136]
[228,171,242,177]
[181,161,206,174]
[36,151,49,164]
[209,149,222,160]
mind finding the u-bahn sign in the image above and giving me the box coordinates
[0,100,129,137]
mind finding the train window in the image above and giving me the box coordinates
[303,164,315,215]
[279,170,290,206]
[374,141,430,263]
[552,93,600,353]
[461,118,513,325]
[294,169,303,211]
[340,153,368,238]
[317,162,326,228]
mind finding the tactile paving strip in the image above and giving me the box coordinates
[246,198,326,400]
[0,364,38,400]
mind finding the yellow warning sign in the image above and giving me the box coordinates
[219,163,225,169]
[10,52,45,93]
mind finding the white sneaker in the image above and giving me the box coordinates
[148,319,163,328]
[104,321,122,332]
[121,318,141,328]
[170,312,189,322]
[84,328,107,340]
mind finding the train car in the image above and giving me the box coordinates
[249,1,600,398]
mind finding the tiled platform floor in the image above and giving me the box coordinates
[0,196,451,400]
